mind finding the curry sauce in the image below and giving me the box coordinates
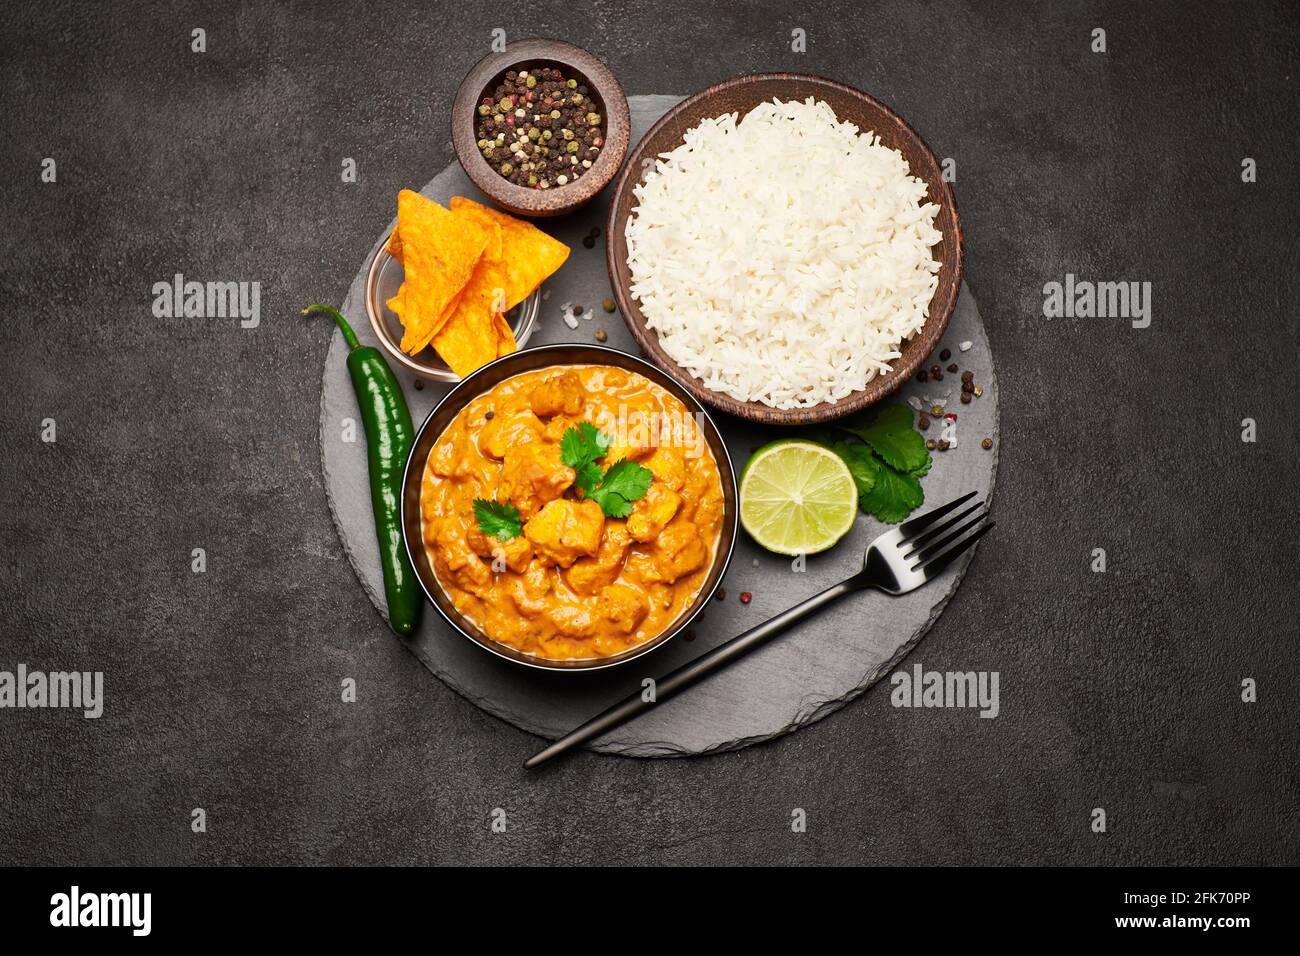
[421,365,725,660]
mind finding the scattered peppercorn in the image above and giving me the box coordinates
[714,587,726,602]
[930,365,941,377]
[939,348,951,361]
[589,226,601,238]
[981,438,993,450]
[918,413,930,430]
[937,439,950,450]
[961,370,974,384]
[474,67,604,188]
[413,379,424,391]
[573,304,583,316]
[926,438,937,450]
[947,363,958,373]
[739,591,752,605]
[484,410,495,420]
[960,392,972,404]
[601,297,615,313]
[582,235,596,249]
[684,629,696,642]
[594,328,607,342]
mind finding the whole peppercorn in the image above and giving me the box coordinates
[981,438,993,450]
[947,363,958,373]
[939,348,951,361]
[918,413,930,430]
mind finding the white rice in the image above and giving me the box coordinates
[624,97,942,409]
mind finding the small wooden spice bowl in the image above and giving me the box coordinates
[452,38,630,219]
[606,73,964,426]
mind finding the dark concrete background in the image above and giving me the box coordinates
[1,0,1295,866]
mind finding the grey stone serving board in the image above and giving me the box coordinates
[319,95,999,757]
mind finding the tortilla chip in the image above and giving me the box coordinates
[493,311,518,357]
[386,190,490,354]
[449,197,569,310]
[431,221,506,376]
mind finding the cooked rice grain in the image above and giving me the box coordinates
[625,98,942,409]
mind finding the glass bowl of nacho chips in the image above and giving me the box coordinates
[365,191,570,381]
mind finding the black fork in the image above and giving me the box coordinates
[524,492,993,768]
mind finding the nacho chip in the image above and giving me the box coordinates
[431,221,506,377]
[387,190,490,354]
[493,311,518,358]
[449,197,569,310]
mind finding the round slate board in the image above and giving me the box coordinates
[319,95,999,757]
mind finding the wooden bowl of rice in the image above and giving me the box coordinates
[607,73,963,426]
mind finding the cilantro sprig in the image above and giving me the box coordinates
[472,498,522,541]
[560,422,654,518]
[822,405,931,524]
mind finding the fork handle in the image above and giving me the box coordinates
[523,578,857,768]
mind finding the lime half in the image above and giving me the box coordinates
[739,440,858,555]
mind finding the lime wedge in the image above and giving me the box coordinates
[739,440,858,555]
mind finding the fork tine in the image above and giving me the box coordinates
[917,521,994,579]
[902,502,984,556]
[908,510,989,566]
[897,491,978,540]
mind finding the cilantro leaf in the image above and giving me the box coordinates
[857,460,924,524]
[839,404,930,475]
[561,422,613,496]
[472,498,522,541]
[561,422,610,471]
[832,440,879,498]
[586,458,654,518]
[574,461,605,497]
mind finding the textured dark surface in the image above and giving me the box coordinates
[0,0,1295,866]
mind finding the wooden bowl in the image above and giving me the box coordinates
[606,73,964,425]
[452,38,630,219]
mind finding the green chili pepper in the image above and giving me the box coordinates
[305,304,422,636]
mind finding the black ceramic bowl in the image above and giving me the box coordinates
[401,344,738,672]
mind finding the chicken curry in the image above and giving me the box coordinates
[421,365,725,661]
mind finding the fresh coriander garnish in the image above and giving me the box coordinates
[473,498,522,541]
[560,422,654,517]
[824,405,931,524]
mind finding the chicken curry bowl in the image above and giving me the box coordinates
[417,360,732,664]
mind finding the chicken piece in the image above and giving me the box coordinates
[690,485,724,536]
[600,583,649,634]
[564,522,631,594]
[476,408,543,460]
[529,371,586,418]
[507,562,552,617]
[604,406,660,463]
[622,551,663,586]
[546,602,597,638]
[430,519,492,593]
[466,526,534,574]
[524,499,605,568]
[428,429,476,479]
[650,520,709,583]
[497,441,574,520]
[626,482,681,544]
[642,445,686,491]
[542,414,577,444]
